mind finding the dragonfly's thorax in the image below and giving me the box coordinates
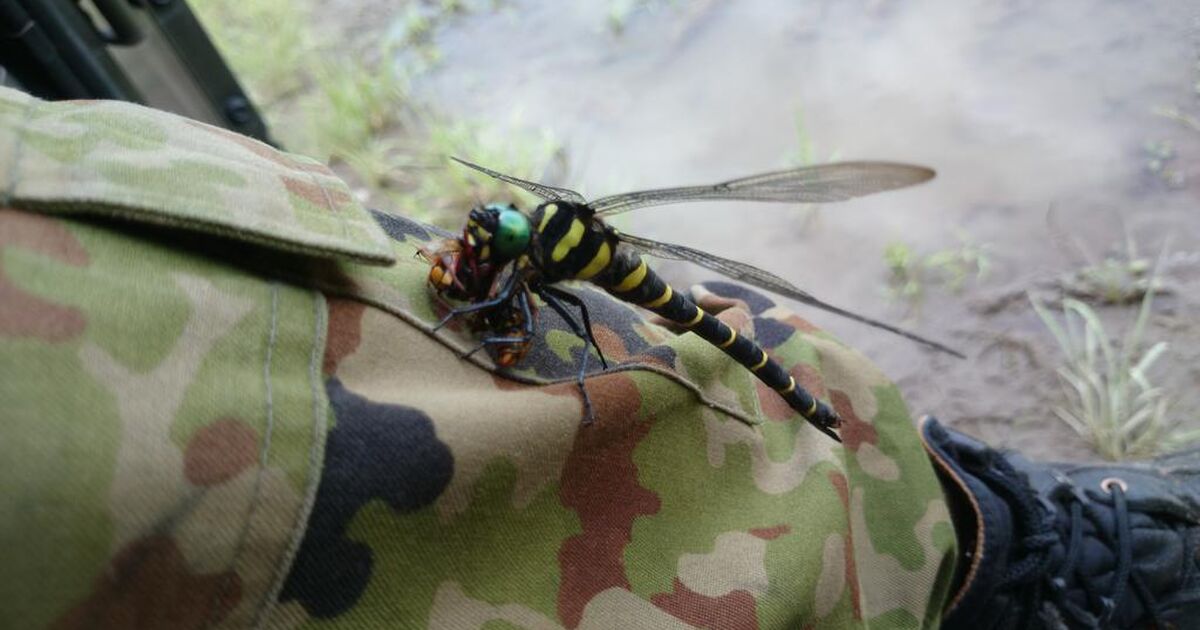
[529,201,619,283]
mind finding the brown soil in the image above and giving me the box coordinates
[355,0,1200,462]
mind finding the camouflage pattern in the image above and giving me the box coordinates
[0,86,958,629]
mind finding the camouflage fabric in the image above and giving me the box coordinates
[0,86,958,629]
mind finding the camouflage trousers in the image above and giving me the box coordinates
[0,86,957,629]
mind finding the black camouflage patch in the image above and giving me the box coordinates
[280,378,454,617]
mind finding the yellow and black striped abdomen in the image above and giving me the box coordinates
[530,202,614,283]
[599,250,841,440]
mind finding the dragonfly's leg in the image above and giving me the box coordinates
[540,286,608,370]
[516,289,536,338]
[463,291,537,362]
[433,273,519,332]
[574,345,595,425]
[461,335,529,360]
[538,289,596,424]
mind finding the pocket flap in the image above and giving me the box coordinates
[0,87,394,265]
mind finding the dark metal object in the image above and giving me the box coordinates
[0,0,273,144]
[0,0,138,99]
[91,0,144,45]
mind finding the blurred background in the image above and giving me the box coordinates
[21,0,1200,461]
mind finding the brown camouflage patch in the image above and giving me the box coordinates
[747,363,836,422]
[748,524,792,540]
[183,418,259,486]
[781,314,821,334]
[0,272,86,342]
[632,321,673,346]
[715,303,753,337]
[323,298,367,375]
[646,314,685,333]
[51,536,241,630]
[590,324,630,362]
[557,373,659,627]
[755,380,796,422]
[827,471,863,621]
[282,176,354,213]
[650,578,760,630]
[832,389,878,451]
[793,364,829,402]
[694,291,749,316]
[0,209,90,265]
[0,209,88,342]
[623,350,675,371]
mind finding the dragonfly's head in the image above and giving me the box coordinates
[466,203,532,264]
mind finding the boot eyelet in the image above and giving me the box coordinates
[1100,477,1128,494]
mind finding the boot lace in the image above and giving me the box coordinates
[975,456,1166,629]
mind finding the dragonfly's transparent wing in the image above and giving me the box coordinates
[617,231,964,358]
[591,162,934,217]
[451,156,587,204]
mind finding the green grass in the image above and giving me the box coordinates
[191,0,314,106]
[785,108,839,167]
[1142,139,1185,187]
[1061,257,1156,305]
[778,107,842,231]
[303,47,412,159]
[883,242,924,301]
[1057,233,1159,305]
[1031,255,1197,459]
[383,117,564,220]
[192,0,564,226]
[1154,106,1200,133]
[883,237,991,304]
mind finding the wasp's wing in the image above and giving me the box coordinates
[617,232,964,358]
[451,156,587,204]
[590,162,934,217]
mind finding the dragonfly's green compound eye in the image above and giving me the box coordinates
[493,208,531,259]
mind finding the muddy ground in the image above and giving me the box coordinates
[333,0,1200,462]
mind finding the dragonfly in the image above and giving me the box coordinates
[425,157,963,442]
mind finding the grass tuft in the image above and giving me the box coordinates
[1056,231,1161,305]
[884,237,990,304]
[1031,252,1196,459]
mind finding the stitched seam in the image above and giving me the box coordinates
[204,282,280,629]
[2,96,38,206]
[252,290,330,628]
[12,199,393,264]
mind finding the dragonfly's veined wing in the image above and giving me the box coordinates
[589,162,935,217]
[451,156,587,204]
[615,231,965,358]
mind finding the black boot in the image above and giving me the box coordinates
[920,416,1200,629]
